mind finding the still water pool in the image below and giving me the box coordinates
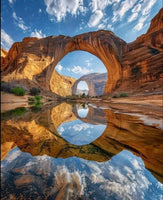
[1,102,163,200]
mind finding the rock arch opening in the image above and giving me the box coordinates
[76,81,89,96]
[33,31,125,95]
[51,50,107,97]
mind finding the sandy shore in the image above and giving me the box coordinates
[1,92,31,112]
[1,92,163,120]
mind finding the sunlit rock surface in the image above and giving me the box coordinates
[50,70,76,96]
[1,8,163,95]
[1,47,8,71]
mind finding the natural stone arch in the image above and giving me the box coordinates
[33,30,126,94]
[72,105,107,125]
[2,30,126,94]
[72,73,107,96]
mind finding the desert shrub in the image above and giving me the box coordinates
[11,87,25,96]
[12,107,27,115]
[29,87,40,96]
[1,107,27,120]
[119,92,128,97]
[35,95,42,101]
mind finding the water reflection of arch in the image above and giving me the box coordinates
[72,104,107,125]
[1,102,163,182]
[72,73,107,96]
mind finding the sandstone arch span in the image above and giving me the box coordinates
[72,73,107,96]
[72,105,107,125]
[2,30,126,94]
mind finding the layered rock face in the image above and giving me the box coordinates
[50,70,76,96]
[118,8,163,94]
[1,8,163,95]
[1,48,8,71]
[72,73,107,96]
[1,31,126,94]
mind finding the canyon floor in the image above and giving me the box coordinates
[1,92,162,121]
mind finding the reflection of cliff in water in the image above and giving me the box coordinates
[1,102,163,182]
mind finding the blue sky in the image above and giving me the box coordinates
[1,0,162,89]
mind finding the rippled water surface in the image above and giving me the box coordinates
[1,102,163,200]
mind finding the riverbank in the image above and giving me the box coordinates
[1,92,162,120]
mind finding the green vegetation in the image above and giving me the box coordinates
[1,82,26,95]
[120,92,129,97]
[28,95,42,107]
[29,87,40,96]
[1,107,27,120]
[11,87,26,96]
[113,92,129,98]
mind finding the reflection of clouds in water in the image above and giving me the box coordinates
[1,149,163,200]
[131,158,142,170]
[73,123,93,132]
[77,108,88,118]
[58,126,64,134]
[4,148,21,163]
[57,120,105,145]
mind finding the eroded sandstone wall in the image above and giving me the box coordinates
[1,8,163,95]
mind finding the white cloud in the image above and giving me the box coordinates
[107,24,114,31]
[112,0,138,22]
[44,0,87,22]
[98,23,105,29]
[134,15,148,31]
[55,64,63,72]
[8,0,14,4]
[89,0,112,12]
[31,29,46,38]
[128,12,138,22]
[132,3,141,13]
[39,8,42,13]
[58,126,64,135]
[141,0,157,16]
[68,65,92,75]
[12,12,28,31]
[1,29,14,50]
[85,59,91,67]
[127,3,141,23]
[88,10,103,27]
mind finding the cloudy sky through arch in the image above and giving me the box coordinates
[1,0,162,82]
